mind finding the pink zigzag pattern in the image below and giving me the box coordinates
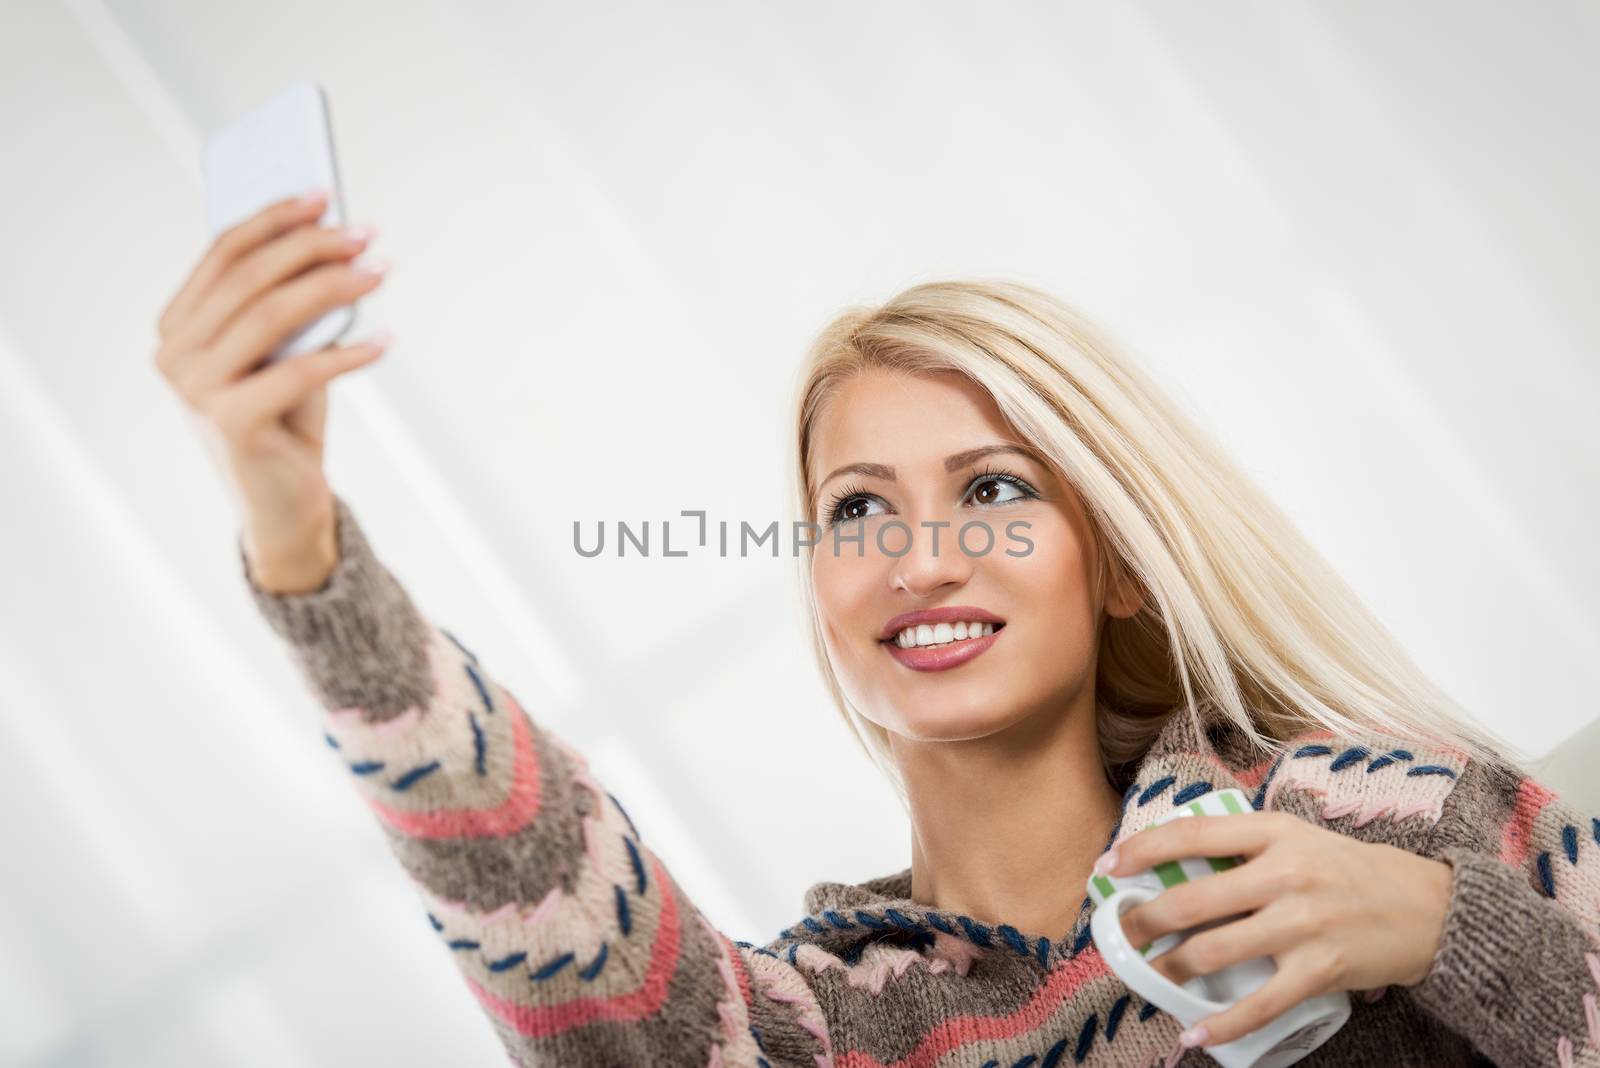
[824,950,1125,1068]
[459,849,684,1038]
[747,950,835,1067]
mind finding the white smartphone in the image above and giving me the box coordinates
[202,80,356,363]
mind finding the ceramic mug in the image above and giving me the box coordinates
[1086,787,1351,1068]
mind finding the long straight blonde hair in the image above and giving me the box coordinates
[790,279,1522,804]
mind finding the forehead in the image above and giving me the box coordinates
[810,368,1012,464]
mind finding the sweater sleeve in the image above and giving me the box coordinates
[237,493,833,1067]
[1404,750,1600,1068]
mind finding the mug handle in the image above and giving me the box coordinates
[1090,884,1234,1024]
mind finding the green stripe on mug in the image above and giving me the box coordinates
[1153,859,1188,888]
[1091,874,1116,899]
[1219,791,1246,814]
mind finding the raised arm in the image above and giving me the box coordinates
[240,493,834,1066]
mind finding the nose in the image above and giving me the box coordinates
[888,519,977,598]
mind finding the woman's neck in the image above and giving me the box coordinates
[897,690,1123,939]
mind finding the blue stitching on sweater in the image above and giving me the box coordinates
[530,951,574,981]
[1407,765,1456,778]
[1139,999,1160,1021]
[980,1060,999,1068]
[1561,825,1578,864]
[427,912,443,931]
[1137,775,1176,806]
[1171,781,1213,805]
[622,835,646,894]
[1009,1054,1037,1067]
[885,908,921,931]
[787,943,799,965]
[391,761,441,791]
[1074,1012,1098,1062]
[463,660,494,713]
[349,760,385,775]
[802,917,827,934]
[1035,937,1050,968]
[1071,926,1093,957]
[926,913,955,935]
[441,627,479,664]
[1329,746,1370,772]
[579,943,608,980]
[1105,994,1130,1041]
[1536,852,1555,896]
[468,712,486,776]
[1366,749,1414,773]
[998,924,1028,956]
[324,732,340,749]
[447,939,479,951]
[1253,749,1287,810]
[614,883,631,936]
[1593,818,1600,848]
[488,951,526,973]
[958,915,994,947]
[1292,744,1333,758]
[1042,1036,1069,1066]
[824,910,857,930]
[608,791,641,840]
[750,1024,767,1054]
[854,910,890,930]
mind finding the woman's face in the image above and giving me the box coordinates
[809,367,1138,743]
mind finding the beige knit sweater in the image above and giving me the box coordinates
[241,494,1600,1067]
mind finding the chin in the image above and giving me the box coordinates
[883,698,1020,742]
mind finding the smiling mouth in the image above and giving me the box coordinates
[881,620,1007,649]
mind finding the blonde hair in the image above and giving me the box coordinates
[789,279,1522,804]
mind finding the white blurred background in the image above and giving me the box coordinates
[2,1,1596,1064]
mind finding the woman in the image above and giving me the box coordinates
[156,190,1598,1067]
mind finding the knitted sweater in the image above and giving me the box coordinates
[239,494,1600,1068]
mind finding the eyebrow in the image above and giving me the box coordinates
[814,444,1043,496]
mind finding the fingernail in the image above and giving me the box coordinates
[298,187,330,205]
[353,256,390,280]
[366,329,393,351]
[1179,1025,1209,1047]
[342,224,377,243]
[1093,850,1117,876]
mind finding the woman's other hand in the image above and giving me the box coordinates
[152,189,390,592]
[1097,808,1454,1050]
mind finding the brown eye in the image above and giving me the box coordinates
[824,488,886,527]
[964,472,1034,507]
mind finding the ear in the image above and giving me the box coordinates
[1100,550,1145,620]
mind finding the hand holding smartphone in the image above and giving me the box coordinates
[202,81,366,362]
[154,80,390,592]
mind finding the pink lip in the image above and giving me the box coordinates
[879,605,1007,674]
[885,629,1002,672]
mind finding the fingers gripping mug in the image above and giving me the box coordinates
[1086,788,1351,1068]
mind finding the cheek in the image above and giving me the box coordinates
[810,552,869,660]
[1003,516,1098,639]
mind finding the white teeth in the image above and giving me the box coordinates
[892,621,999,649]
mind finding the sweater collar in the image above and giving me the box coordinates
[780,704,1256,972]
